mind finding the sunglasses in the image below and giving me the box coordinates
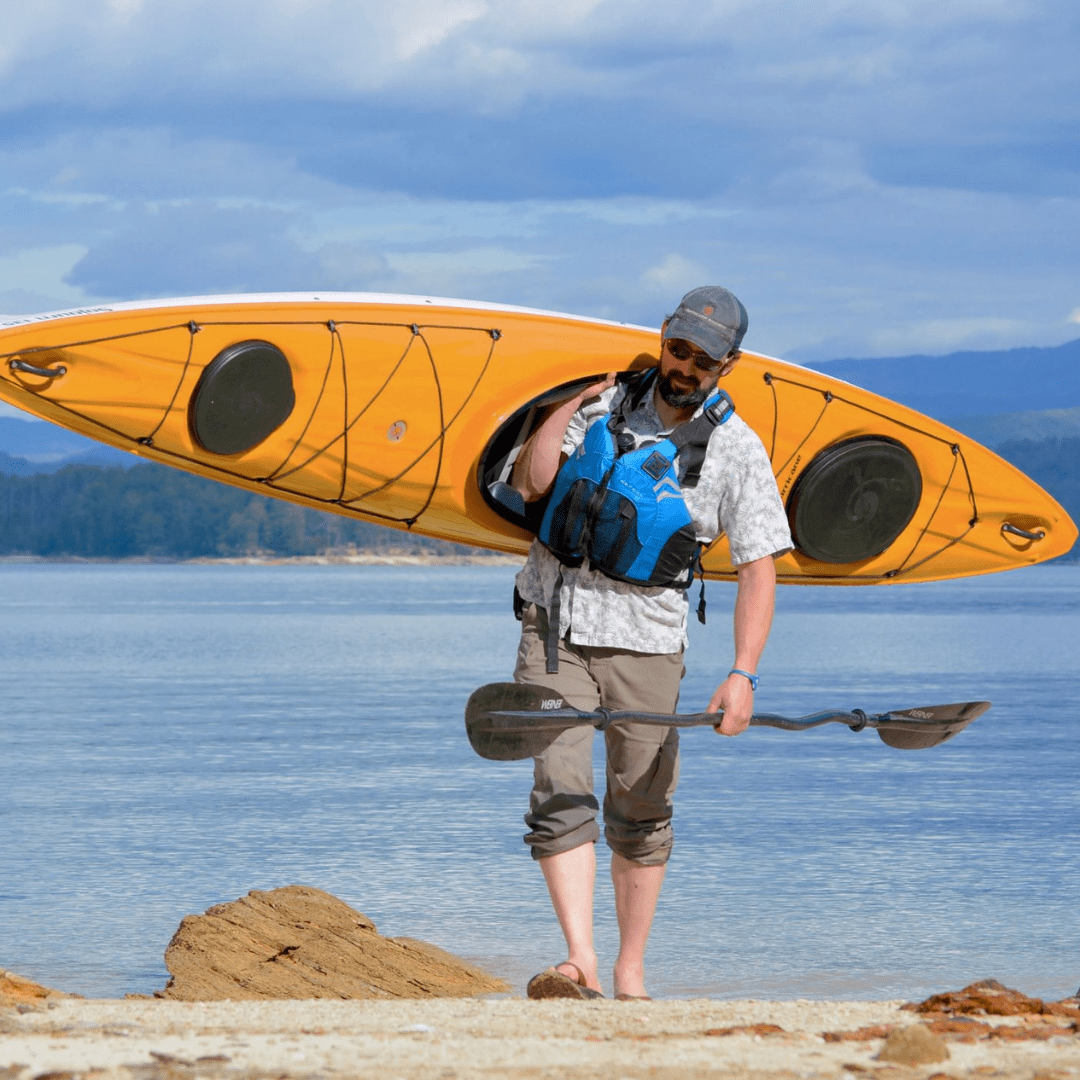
[664,338,726,373]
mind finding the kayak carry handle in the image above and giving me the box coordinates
[1002,522,1045,541]
[10,357,67,379]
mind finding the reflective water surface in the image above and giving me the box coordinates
[1,562,1077,1000]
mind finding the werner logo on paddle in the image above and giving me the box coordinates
[540,698,564,710]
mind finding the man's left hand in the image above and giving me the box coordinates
[706,673,754,736]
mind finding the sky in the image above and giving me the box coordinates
[1,0,1078,378]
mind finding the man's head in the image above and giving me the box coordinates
[658,285,748,409]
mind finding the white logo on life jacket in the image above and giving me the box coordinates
[653,475,682,502]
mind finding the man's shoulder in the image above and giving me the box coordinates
[695,410,778,496]
[713,409,760,440]
[705,409,769,454]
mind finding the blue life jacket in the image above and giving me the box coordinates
[538,369,735,589]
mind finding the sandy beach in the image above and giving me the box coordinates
[3,994,1079,1080]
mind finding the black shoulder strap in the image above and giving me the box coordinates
[670,390,735,488]
[607,368,658,455]
[607,368,656,432]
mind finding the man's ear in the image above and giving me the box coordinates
[718,349,741,378]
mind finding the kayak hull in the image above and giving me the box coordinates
[0,293,1074,583]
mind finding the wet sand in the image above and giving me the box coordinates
[3,995,1079,1080]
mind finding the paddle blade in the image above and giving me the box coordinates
[465,682,583,761]
[875,701,991,750]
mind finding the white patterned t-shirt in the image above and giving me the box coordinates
[514,380,793,653]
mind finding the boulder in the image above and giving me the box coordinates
[876,1024,950,1065]
[158,885,509,1001]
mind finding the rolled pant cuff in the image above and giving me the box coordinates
[605,828,673,867]
[525,820,601,861]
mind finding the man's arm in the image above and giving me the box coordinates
[511,374,615,502]
[706,554,776,736]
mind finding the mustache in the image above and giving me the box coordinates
[657,372,710,409]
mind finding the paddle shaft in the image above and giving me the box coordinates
[464,683,991,759]
[483,704,878,733]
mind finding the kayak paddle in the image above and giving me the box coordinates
[465,682,990,761]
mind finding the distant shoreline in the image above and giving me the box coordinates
[0,551,525,567]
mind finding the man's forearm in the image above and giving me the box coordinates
[732,555,776,674]
[511,373,616,502]
[511,398,580,502]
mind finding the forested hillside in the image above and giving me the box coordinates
[0,463,472,558]
[1,444,1075,560]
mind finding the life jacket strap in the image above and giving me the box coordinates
[694,551,708,625]
[546,568,564,674]
[607,370,734,489]
[668,390,735,488]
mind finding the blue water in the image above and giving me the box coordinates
[0,563,1077,1002]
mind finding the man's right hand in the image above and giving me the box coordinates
[512,372,616,502]
[570,372,617,407]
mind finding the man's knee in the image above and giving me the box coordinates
[604,822,673,866]
[525,800,601,860]
[602,722,679,866]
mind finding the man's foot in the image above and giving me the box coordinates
[612,958,649,1001]
[526,962,604,1000]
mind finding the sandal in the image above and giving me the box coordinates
[526,962,603,1000]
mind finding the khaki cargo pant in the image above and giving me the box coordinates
[514,603,684,867]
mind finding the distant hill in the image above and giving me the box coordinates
[1,337,1076,559]
[992,438,1079,559]
[805,338,1080,419]
[0,417,133,471]
[944,406,1080,446]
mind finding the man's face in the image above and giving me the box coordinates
[656,336,730,409]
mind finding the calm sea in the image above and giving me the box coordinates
[1,562,1077,1002]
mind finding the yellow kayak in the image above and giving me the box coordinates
[0,293,1074,584]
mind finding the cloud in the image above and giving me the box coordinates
[0,245,90,303]
[641,254,710,296]
[1,2,1076,206]
[0,0,1077,359]
[62,203,389,298]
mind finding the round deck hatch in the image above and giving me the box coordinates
[787,437,922,563]
[190,340,295,455]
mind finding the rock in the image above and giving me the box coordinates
[823,1025,895,1042]
[876,1024,950,1065]
[158,885,510,1001]
[0,967,76,1006]
[905,979,1080,1019]
[705,1024,787,1037]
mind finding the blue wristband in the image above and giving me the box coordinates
[729,668,759,691]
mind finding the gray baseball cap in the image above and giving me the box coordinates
[663,286,748,361]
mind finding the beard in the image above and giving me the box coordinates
[657,371,711,409]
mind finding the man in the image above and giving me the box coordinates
[510,286,793,1000]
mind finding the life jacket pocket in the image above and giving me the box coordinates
[542,476,592,566]
[587,491,642,579]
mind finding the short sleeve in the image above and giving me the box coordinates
[716,427,793,565]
